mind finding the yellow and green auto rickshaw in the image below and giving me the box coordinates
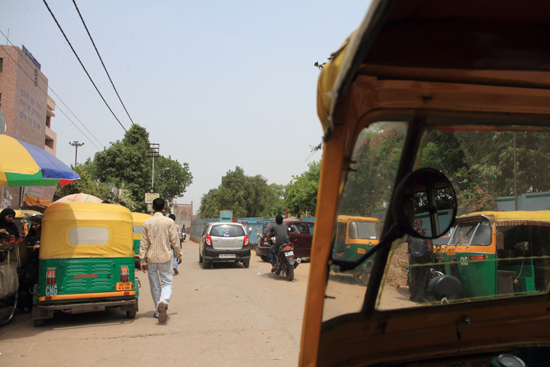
[131,212,150,264]
[31,202,138,326]
[331,215,381,285]
[437,211,550,301]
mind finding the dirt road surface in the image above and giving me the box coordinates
[0,241,309,366]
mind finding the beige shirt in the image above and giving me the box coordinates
[139,212,181,265]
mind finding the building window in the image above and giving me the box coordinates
[0,58,3,72]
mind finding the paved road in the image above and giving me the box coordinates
[0,241,309,366]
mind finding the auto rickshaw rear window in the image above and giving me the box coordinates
[69,227,109,245]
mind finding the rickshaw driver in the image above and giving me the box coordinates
[139,198,182,324]
[404,194,433,302]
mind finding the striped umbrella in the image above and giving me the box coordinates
[0,135,79,187]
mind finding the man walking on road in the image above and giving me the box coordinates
[139,198,182,323]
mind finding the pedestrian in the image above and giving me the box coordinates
[168,214,181,275]
[139,198,181,323]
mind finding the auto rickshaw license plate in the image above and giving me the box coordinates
[116,282,132,291]
[448,248,455,256]
[357,248,366,254]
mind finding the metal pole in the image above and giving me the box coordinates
[151,156,155,193]
[513,132,518,211]
[69,141,84,166]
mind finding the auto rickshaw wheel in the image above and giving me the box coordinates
[0,293,18,327]
[33,318,45,327]
[126,310,136,319]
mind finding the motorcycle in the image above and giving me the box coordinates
[271,236,301,281]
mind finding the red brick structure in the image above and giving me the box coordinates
[171,202,193,231]
[0,45,58,208]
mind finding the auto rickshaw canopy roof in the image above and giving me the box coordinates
[336,215,380,224]
[131,212,151,226]
[40,202,134,259]
[316,0,550,141]
[459,210,550,226]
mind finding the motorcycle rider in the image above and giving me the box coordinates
[263,215,289,272]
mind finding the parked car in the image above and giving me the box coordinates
[256,220,314,262]
[199,222,250,269]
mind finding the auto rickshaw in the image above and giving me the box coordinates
[131,212,150,264]
[331,215,381,285]
[300,1,550,366]
[438,211,550,301]
[31,202,138,326]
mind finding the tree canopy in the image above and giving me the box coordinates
[285,160,320,217]
[57,124,193,212]
[197,167,284,219]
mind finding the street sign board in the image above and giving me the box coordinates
[145,193,159,204]
[219,210,233,222]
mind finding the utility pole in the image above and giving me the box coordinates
[69,141,84,166]
[148,143,159,193]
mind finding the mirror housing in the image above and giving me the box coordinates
[392,167,457,239]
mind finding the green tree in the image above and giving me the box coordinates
[153,155,193,205]
[93,125,151,212]
[197,167,283,219]
[285,160,321,217]
[339,124,405,217]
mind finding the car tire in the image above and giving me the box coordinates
[243,260,250,268]
[260,255,269,262]
[203,261,211,269]
[199,252,203,264]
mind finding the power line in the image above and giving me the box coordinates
[72,0,135,126]
[0,39,103,150]
[42,0,128,132]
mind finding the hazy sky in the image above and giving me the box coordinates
[1,1,371,213]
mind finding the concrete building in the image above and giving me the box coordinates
[171,202,193,232]
[0,45,58,208]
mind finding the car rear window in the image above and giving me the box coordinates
[210,224,245,237]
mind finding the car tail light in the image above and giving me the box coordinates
[205,235,213,246]
[120,265,129,282]
[46,268,56,285]
[243,235,250,247]
[468,255,487,261]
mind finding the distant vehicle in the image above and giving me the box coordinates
[199,222,250,269]
[269,235,301,281]
[256,220,314,262]
[180,226,186,243]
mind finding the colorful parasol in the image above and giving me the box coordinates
[0,135,79,187]
[54,193,103,203]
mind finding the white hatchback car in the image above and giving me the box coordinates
[199,222,251,269]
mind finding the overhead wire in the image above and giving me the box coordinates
[0,41,102,151]
[0,31,103,149]
[72,0,135,126]
[42,0,128,132]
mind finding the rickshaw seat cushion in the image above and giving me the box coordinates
[497,270,517,294]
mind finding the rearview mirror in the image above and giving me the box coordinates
[392,168,457,239]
